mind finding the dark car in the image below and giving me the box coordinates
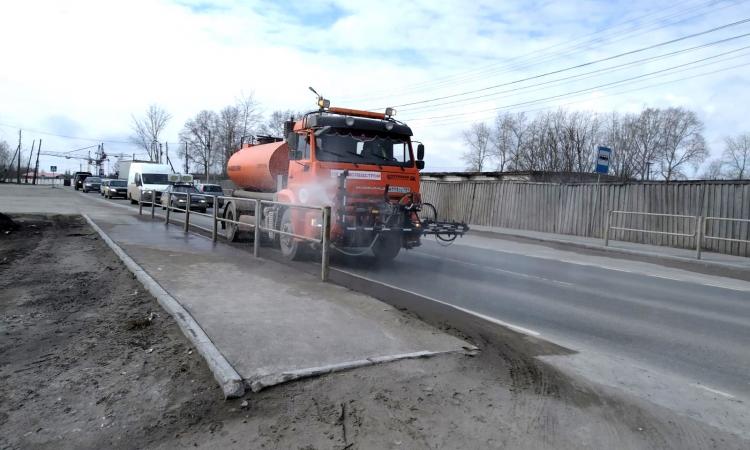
[196,183,225,208]
[73,171,92,190]
[160,184,207,213]
[104,179,128,198]
[82,176,102,193]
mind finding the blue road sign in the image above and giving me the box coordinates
[596,146,611,174]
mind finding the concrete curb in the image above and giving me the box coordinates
[82,214,245,399]
[469,224,750,274]
[248,349,473,392]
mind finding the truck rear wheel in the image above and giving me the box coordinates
[279,209,306,261]
[372,233,401,262]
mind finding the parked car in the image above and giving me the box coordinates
[82,176,102,193]
[160,184,207,213]
[103,179,128,199]
[72,171,92,190]
[195,183,225,208]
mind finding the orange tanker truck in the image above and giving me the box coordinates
[223,91,467,262]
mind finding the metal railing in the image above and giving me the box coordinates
[702,217,750,255]
[139,190,332,281]
[604,210,750,260]
[604,210,702,259]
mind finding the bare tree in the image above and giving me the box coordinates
[236,93,262,140]
[633,108,664,179]
[492,112,528,171]
[462,122,492,171]
[0,140,11,173]
[179,110,218,180]
[722,132,750,179]
[130,105,172,161]
[215,105,241,176]
[658,107,708,181]
[603,112,639,179]
[261,110,302,138]
[700,159,725,180]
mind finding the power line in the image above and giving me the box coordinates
[414,60,750,129]
[434,0,742,92]
[0,122,133,144]
[406,52,750,122]
[399,37,750,115]
[373,17,750,111]
[341,0,739,104]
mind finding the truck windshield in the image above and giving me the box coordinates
[142,174,169,184]
[315,130,413,167]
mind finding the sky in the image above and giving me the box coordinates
[1,0,749,175]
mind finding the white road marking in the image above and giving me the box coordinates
[691,383,735,399]
[449,239,750,293]
[417,251,574,287]
[336,269,542,337]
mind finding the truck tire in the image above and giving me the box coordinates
[279,208,306,261]
[224,203,241,242]
[372,233,401,262]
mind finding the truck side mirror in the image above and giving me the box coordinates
[416,160,425,170]
[417,143,425,161]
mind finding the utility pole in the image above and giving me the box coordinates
[184,142,189,174]
[165,142,169,166]
[100,142,105,176]
[25,140,36,183]
[207,129,211,182]
[16,129,22,184]
[33,139,42,184]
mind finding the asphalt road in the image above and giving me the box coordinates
[68,188,750,436]
[100,192,750,398]
[345,239,750,393]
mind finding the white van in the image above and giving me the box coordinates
[126,163,173,204]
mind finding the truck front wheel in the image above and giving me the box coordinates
[224,203,240,242]
[279,209,306,261]
[372,233,401,262]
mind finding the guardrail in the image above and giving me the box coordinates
[603,210,750,260]
[604,210,702,259]
[702,217,750,257]
[139,190,332,281]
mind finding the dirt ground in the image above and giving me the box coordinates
[1,214,746,449]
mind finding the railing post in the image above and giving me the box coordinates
[151,193,156,218]
[165,196,171,225]
[695,216,703,260]
[254,199,261,258]
[604,210,611,246]
[138,190,143,215]
[212,200,218,242]
[321,206,331,281]
[184,193,191,232]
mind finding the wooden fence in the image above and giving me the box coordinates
[420,180,750,257]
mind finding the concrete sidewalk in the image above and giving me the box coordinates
[1,185,471,397]
[468,224,750,272]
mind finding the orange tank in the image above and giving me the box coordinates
[227,141,289,192]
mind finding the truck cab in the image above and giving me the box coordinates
[281,109,424,258]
